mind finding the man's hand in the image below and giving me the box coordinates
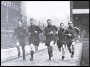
[49,31,53,34]
[29,32,31,35]
[68,33,72,37]
[64,33,72,37]
[20,32,25,36]
[78,35,80,39]
[57,38,59,40]
[35,31,37,33]
[16,41,19,46]
[55,31,58,34]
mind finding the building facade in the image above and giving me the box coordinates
[1,1,26,49]
[71,1,89,38]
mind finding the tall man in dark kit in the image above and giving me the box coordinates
[13,20,27,60]
[28,18,43,61]
[64,21,80,58]
[57,23,66,60]
[44,19,58,60]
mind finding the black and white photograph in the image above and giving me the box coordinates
[1,1,89,66]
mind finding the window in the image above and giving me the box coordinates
[13,4,16,10]
[16,5,19,11]
[11,2,14,9]
[2,1,7,6]
[17,6,20,11]
[7,1,11,8]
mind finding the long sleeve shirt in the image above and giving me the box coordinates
[28,25,43,42]
[13,26,27,41]
[64,26,80,41]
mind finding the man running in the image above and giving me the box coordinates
[57,23,66,60]
[28,18,43,61]
[44,19,58,60]
[13,20,27,60]
[64,21,80,58]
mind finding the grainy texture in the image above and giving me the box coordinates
[1,42,82,66]
[80,40,89,66]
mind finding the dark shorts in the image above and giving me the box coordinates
[57,40,65,48]
[18,39,25,46]
[66,39,76,46]
[66,41,73,47]
[29,40,39,46]
[45,39,55,46]
[45,36,57,46]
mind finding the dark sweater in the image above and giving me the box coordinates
[13,26,27,40]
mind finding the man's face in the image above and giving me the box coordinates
[68,22,73,27]
[30,20,34,25]
[60,23,64,29]
[47,20,52,26]
[18,21,22,27]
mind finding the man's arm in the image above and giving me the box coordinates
[36,26,43,34]
[74,27,80,38]
[28,27,31,35]
[24,27,28,36]
[57,30,61,40]
[54,25,58,31]
[64,29,69,36]
[74,27,80,35]
[64,29,72,37]
[44,27,48,36]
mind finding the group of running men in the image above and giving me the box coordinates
[13,18,80,61]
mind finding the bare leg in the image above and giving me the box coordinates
[48,41,54,60]
[71,41,75,58]
[62,44,65,60]
[30,43,35,61]
[35,46,38,52]
[16,41,20,57]
[47,46,53,60]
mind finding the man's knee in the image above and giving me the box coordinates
[35,46,38,51]
[62,44,65,48]
[16,41,20,46]
[30,43,35,51]
[72,41,75,45]
[50,41,54,46]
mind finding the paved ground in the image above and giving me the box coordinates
[1,42,82,66]
[1,43,47,62]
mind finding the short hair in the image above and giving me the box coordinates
[60,23,64,26]
[47,19,52,22]
[30,18,34,22]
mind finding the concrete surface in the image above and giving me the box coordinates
[1,42,83,66]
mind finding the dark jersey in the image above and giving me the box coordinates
[58,28,66,43]
[44,25,57,45]
[13,26,27,41]
[28,25,43,42]
[64,27,80,42]
[44,25,57,37]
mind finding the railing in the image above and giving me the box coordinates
[1,30,15,49]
